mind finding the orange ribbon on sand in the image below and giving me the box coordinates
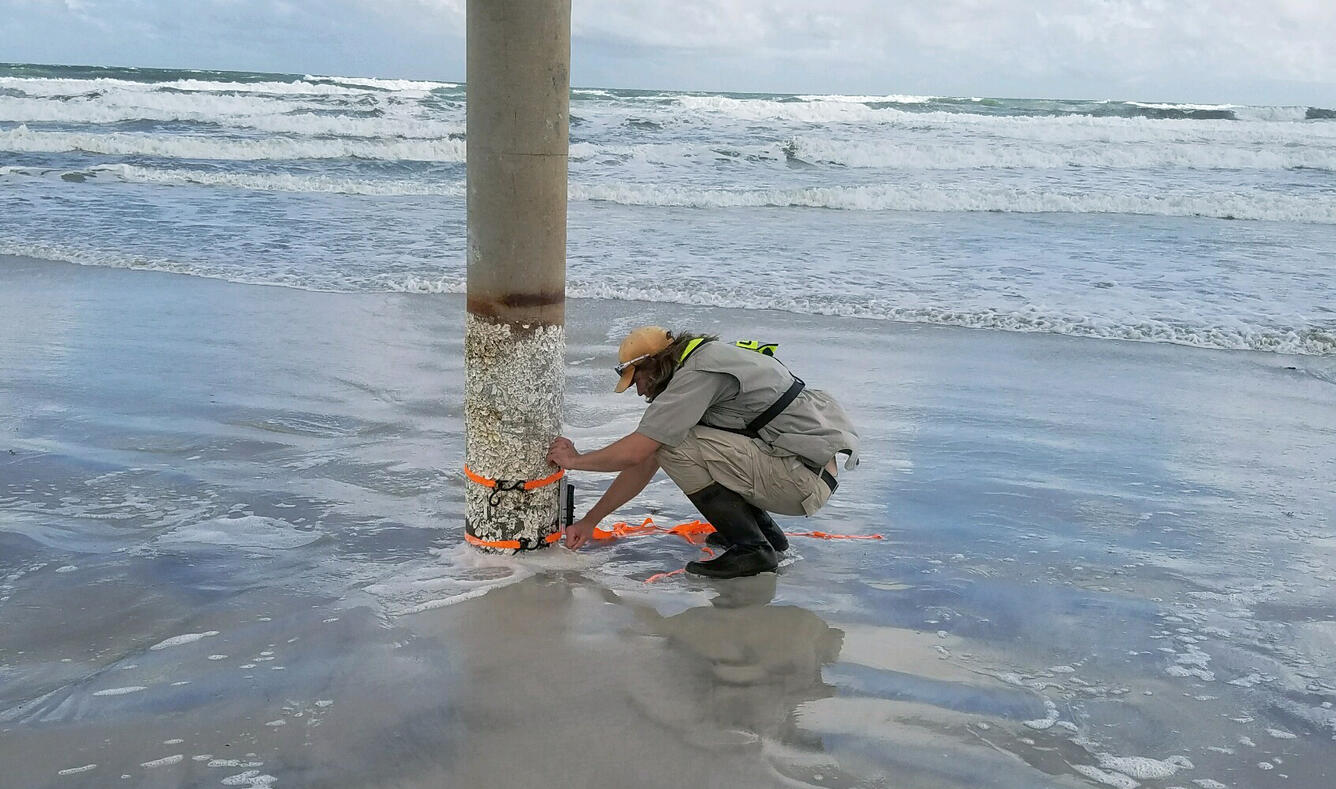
[585,517,884,583]
[462,496,884,578]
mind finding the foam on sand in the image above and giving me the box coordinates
[1071,764,1139,789]
[56,764,97,776]
[154,516,322,550]
[150,631,221,650]
[363,542,594,616]
[91,686,147,696]
[1095,753,1193,780]
[221,770,277,788]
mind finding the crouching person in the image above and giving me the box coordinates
[546,326,859,579]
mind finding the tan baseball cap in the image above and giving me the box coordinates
[614,326,672,393]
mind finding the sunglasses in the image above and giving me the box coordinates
[613,353,652,376]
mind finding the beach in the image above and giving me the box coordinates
[2,254,1334,788]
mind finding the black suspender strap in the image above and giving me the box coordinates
[684,339,804,440]
[705,375,805,439]
[743,376,804,437]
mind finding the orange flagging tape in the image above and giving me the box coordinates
[586,517,882,584]
[464,515,882,576]
[645,568,687,583]
[464,531,562,551]
[463,464,565,491]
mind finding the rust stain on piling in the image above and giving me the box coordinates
[467,292,565,326]
[497,290,564,308]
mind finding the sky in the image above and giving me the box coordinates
[2,0,1335,105]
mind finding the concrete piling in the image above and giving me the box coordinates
[464,0,571,550]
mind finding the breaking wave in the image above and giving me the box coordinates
[0,96,463,139]
[0,74,454,98]
[0,125,466,162]
[7,163,1328,224]
[6,243,1331,357]
[569,183,1336,224]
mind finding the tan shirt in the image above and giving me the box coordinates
[636,369,738,447]
[634,341,859,471]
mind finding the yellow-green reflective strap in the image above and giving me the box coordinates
[677,337,707,365]
[734,339,778,356]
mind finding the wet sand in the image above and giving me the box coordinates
[2,254,1335,788]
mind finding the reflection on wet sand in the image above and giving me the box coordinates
[382,573,851,789]
[630,574,843,752]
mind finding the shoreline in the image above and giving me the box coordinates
[4,251,1333,358]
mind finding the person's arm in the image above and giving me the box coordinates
[582,454,659,523]
[561,455,659,549]
[547,432,660,472]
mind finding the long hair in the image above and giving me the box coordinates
[640,331,719,402]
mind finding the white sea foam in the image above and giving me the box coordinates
[673,94,1336,141]
[56,764,97,775]
[362,542,616,616]
[0,96,464,139]
[7,74,1334,364]
[568,182,1336,224]
[794,93,936,104]
[302,74,458,92]
[1233,105,1317,122]
[92,686,147,696]
[0,75,410,98]
[154,516,322,550]
[95,164,466,196]
[1095,754,1193,780]
[0,125,466,162]
[19,161,1335,220]
[1072,764,1139,789]
[374,275,1336,356]
[221,770,277,788]
[140,754,184,768]
[780,135,1336,171]
[572,134,1336,171]
[17,156,1330,222]
[0,91,313,123]
[1128,101,1238,112]
[7,241,1333,357]
[676,94,903,123]
[149,631,220,650]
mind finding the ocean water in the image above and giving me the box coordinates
[2,62,1334,355]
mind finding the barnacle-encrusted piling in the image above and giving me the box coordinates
[464,0,571,551]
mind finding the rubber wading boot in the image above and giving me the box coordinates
[706,504,789,552]
[685,484,778,579]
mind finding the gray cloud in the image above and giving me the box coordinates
[1,0,1332,103]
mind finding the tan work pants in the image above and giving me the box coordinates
[655,426,833,517]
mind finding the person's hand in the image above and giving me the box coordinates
[562,515,598,550]
[547,436,579,470]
